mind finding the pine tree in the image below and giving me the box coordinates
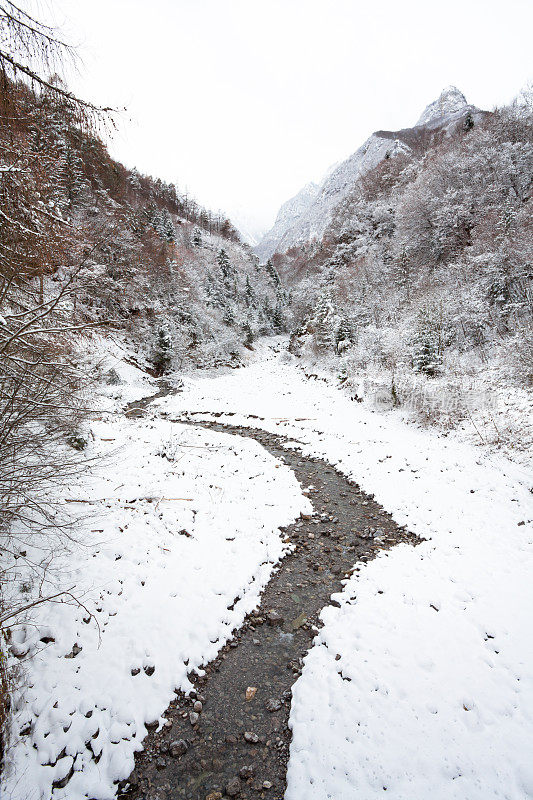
[272,303,286,333]
[217,248,231,279]
[129,168,142,191]
[192,228,202,247]
[150,328,172,376]
[161,209,176,242]
[411,305,445,376]
[313,293,335,352]
[244,275,256,307]
[265,258,281,286]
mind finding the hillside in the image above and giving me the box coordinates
[260,89,532,455]
[255,87,484,259]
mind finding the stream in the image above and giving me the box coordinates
[119,406,418,800]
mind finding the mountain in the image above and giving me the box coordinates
[416,85,469,126]
[254,182,319,261]
[255,87,482,260]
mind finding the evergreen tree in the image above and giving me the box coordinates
[217,248,231,279]
[129,168,142,190]
[245,275,256,307]
[411,305,445,376]
[265,258,281,286]
[150,328,172,376]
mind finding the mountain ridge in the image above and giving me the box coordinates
[255,88,482,261]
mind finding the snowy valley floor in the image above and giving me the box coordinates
[3,340,533,800]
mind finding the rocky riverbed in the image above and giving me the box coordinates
[118,421,419,800]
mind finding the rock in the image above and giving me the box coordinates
[245,686,257,701]
[244,731,259,743]
[266,610,283,626]
[239,765,254,780]
[131,667,141,676]
[163,718,173,729]
[196,693,206,703]
[225,776,242,796]
[290,612,307,630]
[193,700,203,713]
[143,664,155,676]
[189,711,199,725]
[300,512,313,520]
[225,733,237,744]
[205,792,223,800]
[169,739,188,757]
[155,757,166,769]
[262,781,273,789]
[265,698,282,712]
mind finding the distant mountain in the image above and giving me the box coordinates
[255,87,482,260]
[254,182,319,261]
[230,209,266,248]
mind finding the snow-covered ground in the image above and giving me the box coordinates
[3,340,532,800]
[154,343,533,800]
[1,345,309,800]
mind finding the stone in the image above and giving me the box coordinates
[169,739,188,757]
[205,793,223,800]
[266,610,283,626]
[244,731,259,743]
[265,698,282,712]
[193,700,203,713]
[262,781,273,789]
[189,711,199,725]
[239,765,254,780]
[225,776,242,796]
[300,512,313,520]
[245,686,257,701]
[155,757,166,769]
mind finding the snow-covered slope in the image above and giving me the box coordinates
[255,87,482,260]
[255,182,319,261]
[416,85,469,126]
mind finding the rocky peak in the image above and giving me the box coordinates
[416,86,468,126]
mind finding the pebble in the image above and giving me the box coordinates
[262,781,273,789]
[265,698,281,712]
[205,792,223,800]
[225,776,242,796]
[189,711,199,725]
[267,610,283,626]
[244,731,259,743]
[169,739,188,757]
[239,765,254,779]
[155,757,166,770]
[193,700,203,712]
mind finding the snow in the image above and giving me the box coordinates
[153,343,533,800]
[416,85,468,126]
[256,86,478,259]
[4,341,532,800]
[2,352,310,800]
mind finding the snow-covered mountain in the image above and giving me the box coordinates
[254,182,320,260]
[255,87,482,260]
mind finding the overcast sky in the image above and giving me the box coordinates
[38,0,532,237]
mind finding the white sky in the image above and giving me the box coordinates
[34,0,533,235]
